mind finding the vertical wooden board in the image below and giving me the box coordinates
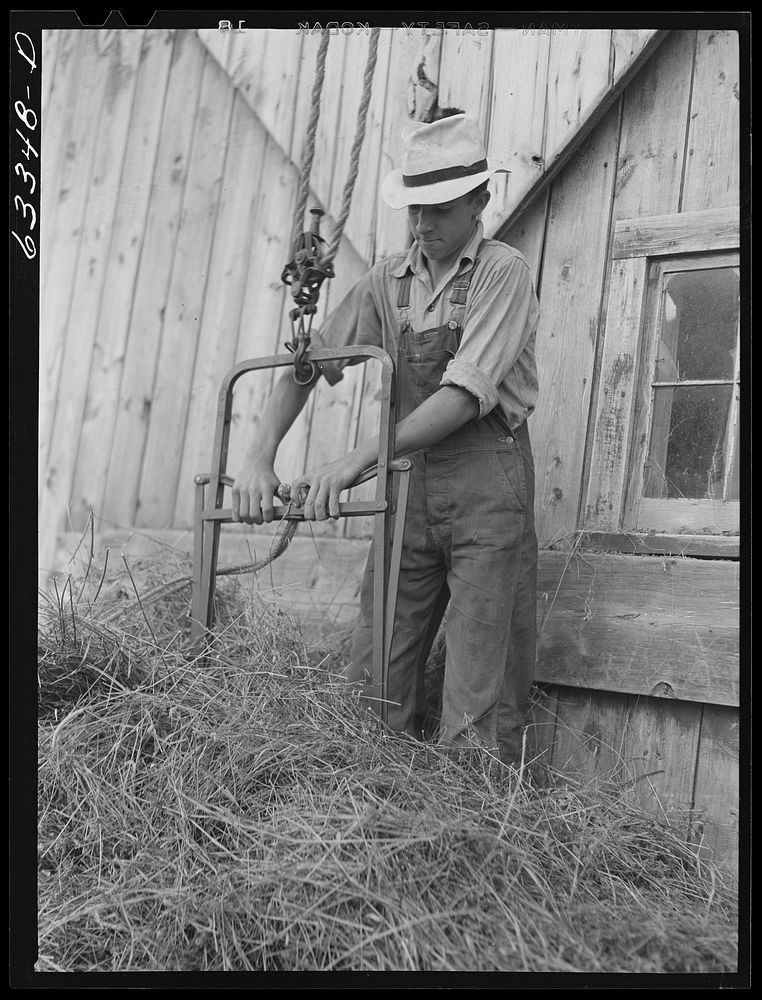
[582,257,647,530]
[483,30,550,238]
[340,28,391,264]
[613,30,696,222]
[623,695,701,828]
[530,103,619,546]
[39,29,84,287]
[43,27,145,483]
[680,30,741,213]
[620,259,664,528]
[499,190,548,287]
[548,686,632,786]
[322,31,369,216]
[544,30,613,165]
[224,136,298,483]
[288,29,318,165]
[63,32,176,532]
[195,26,232,72]
[39,30,110,491]
[437,29,495,128]
[102,30,206,529]
[248,29,303,157]
[69,31,176,528]
[39,29,103,296]
[172,92,270,526]
[373,28,439,261]
[39,28,83,545]
[307,33,348,225]
[611,29,660,85]
[226,27,267,110]
[40,28,143,567]
[691,705,740,876]
[136,50,235,527]
[497,193,546,540]
[41,28,61,114]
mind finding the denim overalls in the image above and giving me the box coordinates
[345,254,538,760]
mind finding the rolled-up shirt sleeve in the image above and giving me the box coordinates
[439,252,540,419]
[309,270,382,386]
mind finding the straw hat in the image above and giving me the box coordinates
[381,113,506,209]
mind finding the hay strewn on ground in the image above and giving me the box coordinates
[37,563,738,973]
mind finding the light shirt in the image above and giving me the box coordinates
[311,222,540,431]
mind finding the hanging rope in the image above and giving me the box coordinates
[102,519,299,620]
[288,30,331,263]
[323,27,381,264]
[104,488,307,620]
[282,28,381,384]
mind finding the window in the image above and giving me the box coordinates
[585,208,740,543]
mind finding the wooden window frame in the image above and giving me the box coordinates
[584,207,740,554]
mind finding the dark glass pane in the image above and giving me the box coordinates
[644,384,734,499]
[654,267,739,382]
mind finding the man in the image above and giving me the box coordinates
[232,114,539,764]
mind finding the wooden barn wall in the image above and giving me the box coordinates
[500,28,741,874]
[40,27,740,869]
[503,28,742,546]
[39,25,662,574]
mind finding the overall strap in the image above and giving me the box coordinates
[449,255,481,306]
[397,273,414,309]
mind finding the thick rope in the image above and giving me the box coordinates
[99,519,299,621]
[324,27,381,263]
[289,30,330,262]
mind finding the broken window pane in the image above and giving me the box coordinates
[644,384,735,500]
[654,267,739,382]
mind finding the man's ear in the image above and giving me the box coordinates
[473,188,491,216]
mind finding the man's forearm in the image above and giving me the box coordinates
[286,385,481,521]
[343,385,480,475]
[395,385,480,454]
[247,370,317,463]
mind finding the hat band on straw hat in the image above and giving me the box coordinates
[403,158,489,188]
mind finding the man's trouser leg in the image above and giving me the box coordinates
[437,428,538,758]
[339,460,448,736]
[339,430,537,756]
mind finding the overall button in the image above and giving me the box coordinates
[426,303,436,312]
[413,353,422,362]
[447,320,458,330]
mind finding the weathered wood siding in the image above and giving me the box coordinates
[510,28,742,545]
[41,26,742,871]
[39,25,663,569]
[498,27,742,874]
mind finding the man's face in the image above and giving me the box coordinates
[407,189,487,266]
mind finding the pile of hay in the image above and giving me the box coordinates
[37,570,738,973]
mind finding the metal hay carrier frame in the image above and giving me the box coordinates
[189,345,411,726]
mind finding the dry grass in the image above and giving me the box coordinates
[36,560,738,973]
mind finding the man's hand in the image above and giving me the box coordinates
[232,457,282,525]
[289,454,367,521]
